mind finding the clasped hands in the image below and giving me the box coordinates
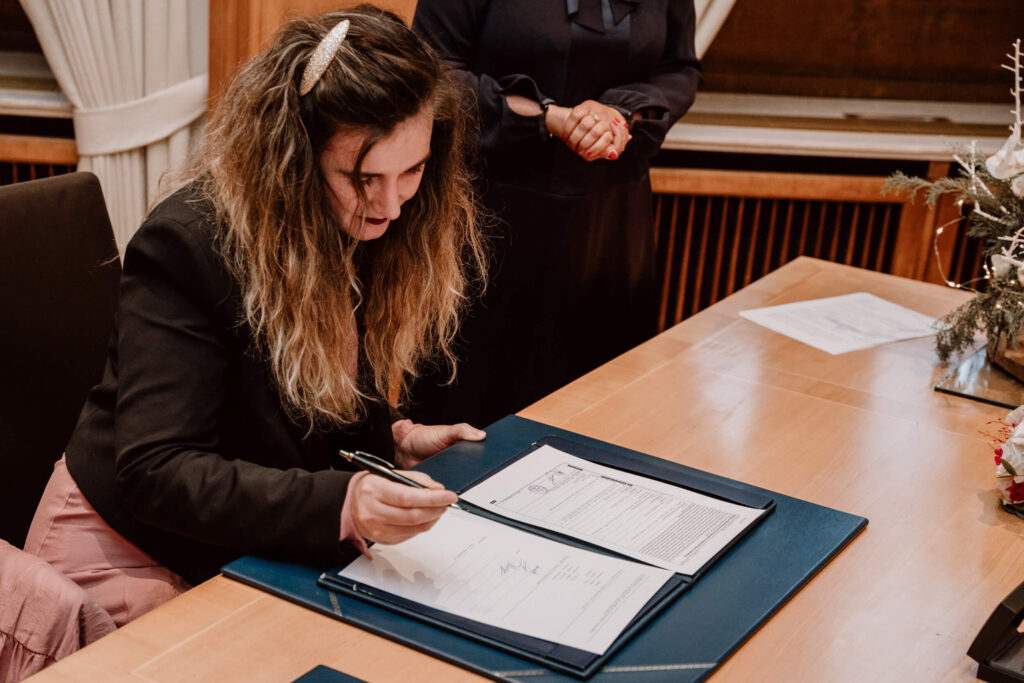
[545,99,630,162]
[348,422,485,545]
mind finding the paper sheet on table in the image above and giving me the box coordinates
[738,292,936,354]
[460,445,765,576]
[337,507,673,655]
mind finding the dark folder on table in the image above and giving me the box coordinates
[223,415,867,682]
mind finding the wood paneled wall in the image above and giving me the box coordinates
[701,0,1019,102]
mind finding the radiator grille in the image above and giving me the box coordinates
[0,161,75,186]
[654,193,906,330]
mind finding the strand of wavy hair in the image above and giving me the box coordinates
[197,37,369,429]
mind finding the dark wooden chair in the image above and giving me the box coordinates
[0,172,120,548]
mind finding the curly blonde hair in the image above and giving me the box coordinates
[187,6,485,428]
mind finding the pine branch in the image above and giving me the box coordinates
[935,293,997,361]
[883,172,969,206]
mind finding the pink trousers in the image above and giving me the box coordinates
[24,457,191,627]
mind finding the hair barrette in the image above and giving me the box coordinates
[299,19,350,96]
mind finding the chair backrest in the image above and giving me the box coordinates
[0,172,121,548]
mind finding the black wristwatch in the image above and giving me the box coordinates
[540,97,557,137]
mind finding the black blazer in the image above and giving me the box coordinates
[66,188,397,585]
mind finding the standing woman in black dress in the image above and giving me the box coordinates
[410,0,701,427]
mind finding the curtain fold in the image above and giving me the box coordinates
[694,0,737,58]
[20,0,208,251]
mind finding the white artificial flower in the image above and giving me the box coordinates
[1012,173,1024,199]
[999,405,1024,476]
[986,132,1024,180]
[992,253,1014,278]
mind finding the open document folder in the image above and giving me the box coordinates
[318,437,773,677]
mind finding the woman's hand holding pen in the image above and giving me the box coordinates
[349,470,455,544]
[349,422,484,544]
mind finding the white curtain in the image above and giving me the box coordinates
[20,0,209,252]
[694,0,737,58]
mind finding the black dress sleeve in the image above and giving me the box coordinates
[599,0,702,159]
[413,0,553,150]
[111,212,352,560]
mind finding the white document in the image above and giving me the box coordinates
[337,507,673,655]
[738,292,936,355]
[460,445,765,575]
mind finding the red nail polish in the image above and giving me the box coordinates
[586,150,594,158]
[608,150,618,160]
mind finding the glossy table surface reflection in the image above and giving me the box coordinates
[31,257,1020,683]
[935,347,1024,409]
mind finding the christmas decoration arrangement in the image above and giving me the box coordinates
[886,41,1024,519]
[884,39,1024,368]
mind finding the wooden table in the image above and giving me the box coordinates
[31,257,1022,682]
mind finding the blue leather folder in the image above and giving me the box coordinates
[222,415,868,682]
[291,665,365,683]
